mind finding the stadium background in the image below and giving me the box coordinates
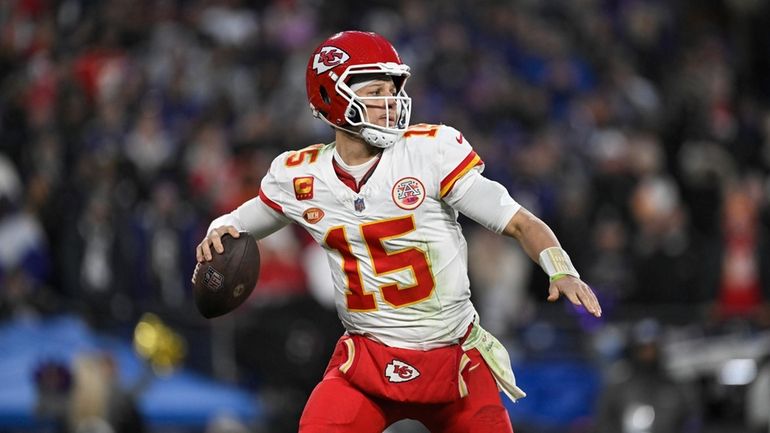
[0,0,769,432]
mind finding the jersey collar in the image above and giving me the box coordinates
[332,154,381,193]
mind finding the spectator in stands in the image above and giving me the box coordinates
[708,177,770,326]
[68,352,145,433]
[595,319,701,433]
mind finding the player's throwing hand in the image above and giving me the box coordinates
[195,225,240,262]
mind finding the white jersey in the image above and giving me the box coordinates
[259,124,485,350]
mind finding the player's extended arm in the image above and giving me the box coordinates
[502,208,601,317]
[196,197,290,262]
[445,171,601,317]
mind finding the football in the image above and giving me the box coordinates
[192,233,260,319]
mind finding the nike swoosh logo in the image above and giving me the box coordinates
[456,133,463,144]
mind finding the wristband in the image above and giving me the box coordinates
[538,247,580,282]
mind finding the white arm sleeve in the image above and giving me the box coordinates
[443,170,521,234]
[208,197,291,240]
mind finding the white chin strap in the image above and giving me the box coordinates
[360,127,403,148]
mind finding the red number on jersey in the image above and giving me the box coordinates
[325,216,436,311]
[325,226,376,311]
[403,123,440,138]
[361,216,435,308]
[285,144,322,167]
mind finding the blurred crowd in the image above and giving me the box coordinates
[1,0,770,432]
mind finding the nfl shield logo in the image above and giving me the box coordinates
[354,197,365,212]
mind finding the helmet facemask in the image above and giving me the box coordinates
[336,64,412,148]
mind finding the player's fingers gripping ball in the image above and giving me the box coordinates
[192,233,260,318]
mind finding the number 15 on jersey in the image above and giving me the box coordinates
[324,215,436,311]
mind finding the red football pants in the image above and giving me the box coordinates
[298,347,513,433]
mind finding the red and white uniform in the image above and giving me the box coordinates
[217,123,520,351]
[212,123,524,432]
[262,124,510,349]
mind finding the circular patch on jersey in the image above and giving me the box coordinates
[302,207,325,224]
[391,177,426,210]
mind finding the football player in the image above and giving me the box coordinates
[196,30,602,433]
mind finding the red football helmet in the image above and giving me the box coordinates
[306,31,412,148]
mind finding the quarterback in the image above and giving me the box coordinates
[196,31,602,432]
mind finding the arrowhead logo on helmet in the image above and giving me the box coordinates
[312,46,350,74]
